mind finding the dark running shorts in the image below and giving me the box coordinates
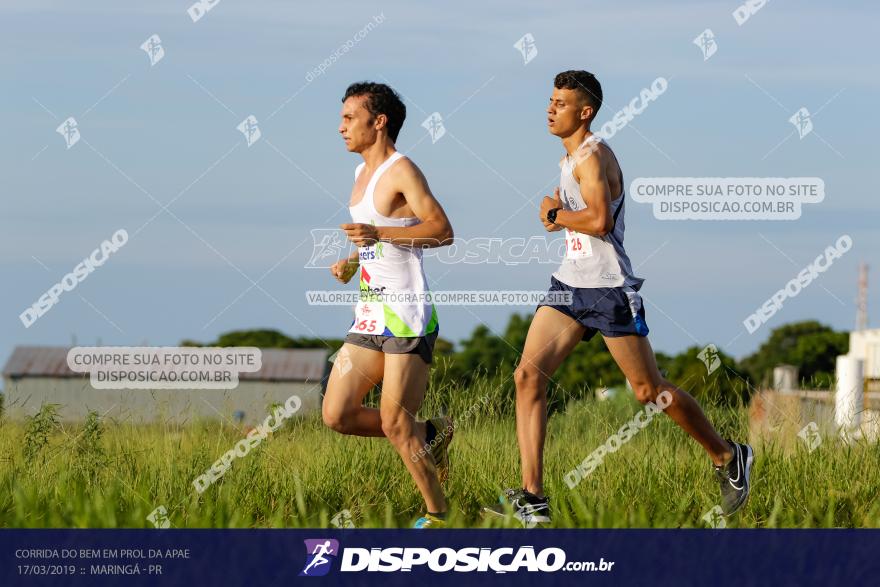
[344,329,439,364]
[538,276,650,341]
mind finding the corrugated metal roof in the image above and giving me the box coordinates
[2,346,73,377]
[240,348,329,382]
[2,346,330,382]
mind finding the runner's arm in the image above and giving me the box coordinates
[376,160,454,248]
[550,151,614,238]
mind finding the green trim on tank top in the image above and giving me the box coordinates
[382,302,439,337]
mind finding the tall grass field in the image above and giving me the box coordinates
[1,375,876,529]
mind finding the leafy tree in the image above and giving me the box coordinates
[553,336,625,397]
[440,313,755,411]
[440,314,631,411]
[657,345,751,407]
[740,321,848,389]
[182,329,345,353]
[178,318,848,409]
[446,324,518,383]
[433,337,455,356]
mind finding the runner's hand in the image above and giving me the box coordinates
[541,217,562,232]
[330,258,358,284]
[340,223,380,246]
[540,187,564,232]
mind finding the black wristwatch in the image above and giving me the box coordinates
[546,207,562,225]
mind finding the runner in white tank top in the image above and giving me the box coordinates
[483,71,753,525]
[348,151,438,338]
[323,82,456,529]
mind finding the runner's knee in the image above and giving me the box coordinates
[657,380,678,406]
[322,404,352,434]
[514,364,547,393]
[633,379,676,405]
[380,413,412,443]
[632,380,661,404]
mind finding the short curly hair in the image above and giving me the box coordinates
[554,70,602,119]
[342,82,407,142]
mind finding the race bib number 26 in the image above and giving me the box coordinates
[350,301,386,334]
[565,229,593,259]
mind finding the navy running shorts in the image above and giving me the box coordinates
[537,276,650,341]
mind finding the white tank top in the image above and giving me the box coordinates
[348,152,438,337]
[552,135,645,290]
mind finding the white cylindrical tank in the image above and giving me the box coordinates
[835,355,864,432]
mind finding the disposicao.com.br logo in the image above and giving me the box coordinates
[300,539,340,577]
[299,539,614,575]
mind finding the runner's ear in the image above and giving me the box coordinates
[374,113,388,133]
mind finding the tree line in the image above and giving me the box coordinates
[183,318,848,409]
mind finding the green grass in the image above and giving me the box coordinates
[1,387,877,529]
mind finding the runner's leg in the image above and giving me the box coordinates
[380,352,445,514]
[602,334,733,466]
[514,306,586,497]
[322,343,385,437]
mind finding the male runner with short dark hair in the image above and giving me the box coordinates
[483,70,753,525]
[323,81,455,528]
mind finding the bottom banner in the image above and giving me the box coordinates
[1,529,877,586]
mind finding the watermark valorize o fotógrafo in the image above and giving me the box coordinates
[306,290,572,307]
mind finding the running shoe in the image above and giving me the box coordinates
[413,513,446,528]
[427,415,454,483]
[715,440,754,515]
[481,488,550,527]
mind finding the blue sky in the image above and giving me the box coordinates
[2,1,877,380]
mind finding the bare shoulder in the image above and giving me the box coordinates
[388,155,420,176]
[576,141,623,184]
[387,155,429,187]
[572,140,609,180]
